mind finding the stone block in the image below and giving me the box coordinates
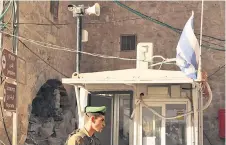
[36,140,49,145]
[62,110,73,124]
[39,127,54,138]
[29,123,41,133]
[55,128,67,139]
[69,118,77,133]
[46,33,56,44]
[29,114,41,124]
[48,137,63,145]
[39,118,54,138]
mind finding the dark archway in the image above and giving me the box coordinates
[25,79,77,145]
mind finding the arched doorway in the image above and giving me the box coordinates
[25,79,77,145]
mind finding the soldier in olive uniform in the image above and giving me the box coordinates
[65,106,106,145]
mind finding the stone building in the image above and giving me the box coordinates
[79,1,225,145]
[0,1,77,145]
[0,1,225,145]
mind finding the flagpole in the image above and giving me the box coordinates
[197,0,204,81]
[198,1,204,145]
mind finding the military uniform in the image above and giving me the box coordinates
[65,127,101,145]
[65,106,106,145]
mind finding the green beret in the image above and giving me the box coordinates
[85,106,106,115]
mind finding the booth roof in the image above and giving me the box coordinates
[62,69,194,85]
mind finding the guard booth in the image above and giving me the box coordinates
[62,43,211,145]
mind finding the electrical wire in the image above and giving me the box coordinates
[1,30,179,82]
[6,17,142,25]
[0,1,13,31]
[0,0,13,30]
[1,30,176,65]
[2,19,70,78]
[5,19,226,46]
[3,23,220,120]
[203,131,214,145]
[113,0,225,52]
[0,140,6,145]
[2,18,224,50]
[201,44,225,51]
[201,39,224,48]
[113,0,225,42]
[0,10,12,30]
[2,32,218,126]
[5,17,225,43]
[0,2,13,145]
[15,32,220,125]
[207,64,225,79]
[130,82,212,120]
[0,2,220,143]
[18,39,70,78]
[3,30,224,77]
[150,58,176,68]
[2,17,224,50]
[116,1,225,51]
[0,1,223,51]
[2,29,224,79]
[12,22,73,26]
[0,0,12,20]
[0,102,12,145]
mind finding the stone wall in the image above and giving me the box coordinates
[0,1,224,145]
[0,1,76,145]
[79,1,225,145]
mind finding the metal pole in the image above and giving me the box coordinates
[76,15,82,127]
[0,0,3,51]
[192,83,199,145]
[12,1,19,54]
[12,1,19,145]
[0,0,3,85]
[76,16,82,73]
[199,85,203,145]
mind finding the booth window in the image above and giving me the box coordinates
[120,35,136,51]
[88,91,133,145]
[165,104,187,145]
[119,94,132,145]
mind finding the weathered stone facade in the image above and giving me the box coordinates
[0,1,76,145]
[0,1,225,145]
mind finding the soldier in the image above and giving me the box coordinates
[65,106,106,145]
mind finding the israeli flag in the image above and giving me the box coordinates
[176,11,200,79]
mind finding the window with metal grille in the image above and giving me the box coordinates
[50,1,59,20]
[120,35,136,51]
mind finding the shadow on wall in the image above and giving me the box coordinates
[25,79,77,145]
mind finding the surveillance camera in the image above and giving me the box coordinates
[68,4,76,11]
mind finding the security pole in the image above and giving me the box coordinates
[68,3,100,73]
[68,3,100,128]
